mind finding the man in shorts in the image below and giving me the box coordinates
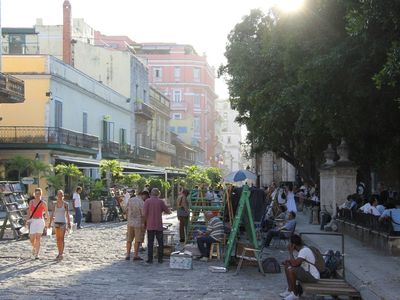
[280,234,320,300]
[125,190,146,261]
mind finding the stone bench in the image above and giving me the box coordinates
[337,219,400,255]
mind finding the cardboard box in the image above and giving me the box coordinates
[170,251,193,270]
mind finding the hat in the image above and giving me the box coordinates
[139,190,150,196]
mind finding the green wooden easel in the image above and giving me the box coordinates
[224,185,258,268]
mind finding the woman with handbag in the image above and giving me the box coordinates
[26,188,50,259]
[177,189,189,243]
[49,190,71,261]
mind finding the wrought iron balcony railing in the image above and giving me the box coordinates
[155,140,176,156]
[134,145,156,162]
[134,102,154,120]
[119,144,134,159]
[0,126,99,150]
[0,73,25,103]
[101,141,120,158]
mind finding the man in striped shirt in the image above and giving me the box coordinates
[197,211,224,262]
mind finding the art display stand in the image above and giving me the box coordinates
[0,182,29,240]
[186,188,225,243]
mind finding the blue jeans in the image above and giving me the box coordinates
[197,236,217,257]
[75,207,82,228]
[147,230,163,262]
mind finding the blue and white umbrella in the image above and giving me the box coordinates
[224,169,257,182]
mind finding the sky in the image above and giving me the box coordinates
[1,0,282,98]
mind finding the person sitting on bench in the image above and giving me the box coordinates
[280,234,320,300]
[263,211,296,247]
[380,203,400,236]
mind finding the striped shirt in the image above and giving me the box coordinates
[207,216,224,242]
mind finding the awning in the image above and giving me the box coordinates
[53,155,185,177]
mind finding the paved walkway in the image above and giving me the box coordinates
[296,209,400,300]
[0,213,287,300]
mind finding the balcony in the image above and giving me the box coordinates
[101,141,120,159]
[119,144,134,160]
[0,126,99,155]
[0,73,25,103]
[155,140,176,156]
[134,102,154,120]
[134,145,156,162]
[170,101,187,111]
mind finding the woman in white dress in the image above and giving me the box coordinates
[286,185,297,213]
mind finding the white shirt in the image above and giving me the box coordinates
[298,247,320,279]
[124,192,130,207]
[73,192,81,208]
[362,204,380,216]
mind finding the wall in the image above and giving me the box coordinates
[48,56,131,143]
[2,56,50,126]
[73,41,131,97]
[1,55,131,145]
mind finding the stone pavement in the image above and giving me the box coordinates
[0,213,288,300]
[296,210,400,300]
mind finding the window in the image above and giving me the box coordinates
[227,136,231,144]
[120,128,126,145]
[172,113,182,120]
[174,67,181,80]
[102,120,114,142]
[193,117,200,135]
[173,90,182,103]
[193,67,200,81]
[194,94,201,107]
[54,100,63,128]
[135,84,139,101]
[82,112,88,134]
[177,126,188,134]
[153,67,162,80]
[143,89,147,102]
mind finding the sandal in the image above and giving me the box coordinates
[133,257,143,261]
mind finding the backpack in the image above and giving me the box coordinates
[307,246,326,273]
[324,250,343,278]
[262,257,281,273]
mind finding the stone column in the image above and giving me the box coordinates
[319,140,357,217]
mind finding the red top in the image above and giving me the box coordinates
[29,200,45,218]
[143,197,170,231]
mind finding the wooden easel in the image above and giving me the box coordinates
[223,185,258,268]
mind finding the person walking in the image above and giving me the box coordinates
[26,188,50,259]
[143,188,171,264]
[73,186,83,229]
[286,185,297,213]
[176,189,189,243]
[49,190,71,261]
[126,190,146,261]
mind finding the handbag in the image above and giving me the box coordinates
[177,207,189,217]
[177,195,189,217]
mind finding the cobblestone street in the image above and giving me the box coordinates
[0,215,287,300]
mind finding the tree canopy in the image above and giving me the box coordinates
[220,0,400,185]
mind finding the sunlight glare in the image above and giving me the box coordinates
[276,0,304,12]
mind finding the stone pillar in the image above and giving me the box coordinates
[319,140,357,217]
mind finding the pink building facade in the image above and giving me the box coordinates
[136,43,217,165]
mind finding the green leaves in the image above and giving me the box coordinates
[221,0,400,183]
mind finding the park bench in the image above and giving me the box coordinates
[299,232,362,300]
[300,278,361,299]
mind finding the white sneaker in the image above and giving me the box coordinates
[279,289,291,298]
[200,257,209,262]
[284,292,299,300]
